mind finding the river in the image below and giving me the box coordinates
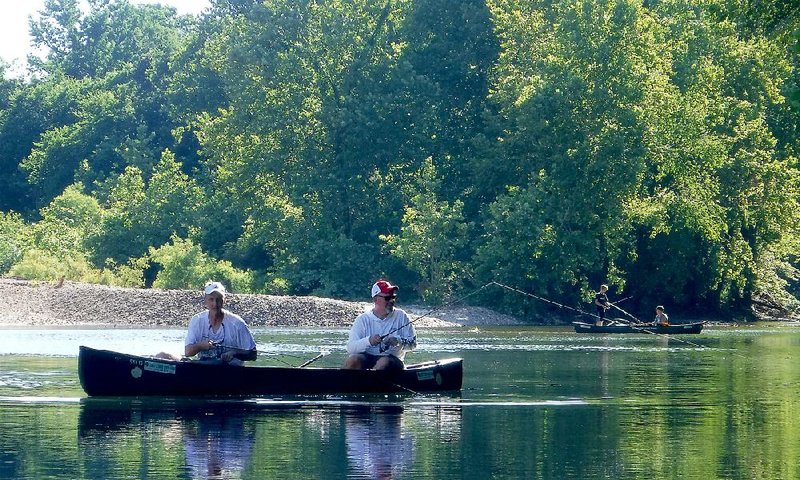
[0,324,798,479]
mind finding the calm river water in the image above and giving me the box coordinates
[0,324,798,479]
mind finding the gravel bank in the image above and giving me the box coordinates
[0,278,523,328]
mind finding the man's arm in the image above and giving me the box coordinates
[220,346,257,362]
[346,316,373,354]
[185,341,213,357]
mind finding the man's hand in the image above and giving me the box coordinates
[369,334,382,346]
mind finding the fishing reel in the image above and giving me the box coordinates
[208,340,226,358]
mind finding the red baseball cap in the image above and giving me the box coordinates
[371,280,399,297]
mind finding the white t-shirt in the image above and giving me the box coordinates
[346,308,416,360]
[185,309,256,360]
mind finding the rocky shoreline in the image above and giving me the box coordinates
[0,278,524,328]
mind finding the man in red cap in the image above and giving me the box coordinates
[343,280,417,370]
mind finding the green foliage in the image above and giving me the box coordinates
[792,28,800,108]
[477,0,650,310]
[149,236,254,292]
[87,150,203,264]
[382,159,471,303]
[0,0,798,317]
[8,249,144,286]
[19,0,199,206]
[31,183,102,257]
[0,212,31,274]
[0,74,82,211]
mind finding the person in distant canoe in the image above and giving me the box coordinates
[594,284,610,326]
[156,281,257,365]
[654,305,669,327]
[343,280,417,371]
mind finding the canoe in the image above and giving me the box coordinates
[78,346,463,396]
[572,321,704,334]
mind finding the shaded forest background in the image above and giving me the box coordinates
[0,0,798,321]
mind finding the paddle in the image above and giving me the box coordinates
[297,351,330,368]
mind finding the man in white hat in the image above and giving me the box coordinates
[158,281,257,365]
[343,280,417,370]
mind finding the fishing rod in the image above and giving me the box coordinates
[607,301,640,324]
[490,281,595,318]
[609,296,632,307]
[379,281,496,341]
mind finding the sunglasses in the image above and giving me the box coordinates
[378,295,396,300]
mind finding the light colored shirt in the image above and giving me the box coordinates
[185,309,256,360]
[346,308,417,360]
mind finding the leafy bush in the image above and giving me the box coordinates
[8,249,144,287]
[149,236,254,292]
[0,211,30,274]
[31,183,102,257]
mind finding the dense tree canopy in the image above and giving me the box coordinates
[0,0,798,321]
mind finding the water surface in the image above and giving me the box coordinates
[0,324,798,479]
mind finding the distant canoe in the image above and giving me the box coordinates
[78,346,463,396]
[572,321,704,334]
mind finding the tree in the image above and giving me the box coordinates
[475,0,651,309]
[21,0,198,207]
[0,75,82,212]
[382,158,470,302]
[628,0,800,312]
[31,183,102,257]
[87,150,203,265]
[0,212,30,274]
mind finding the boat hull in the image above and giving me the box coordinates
[572,321,704,334]
[78,346,462,396]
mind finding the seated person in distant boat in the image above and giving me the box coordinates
[156,281,257,365]
[343,280,417,371]
[594,284,610,326]
[653,305,669,326]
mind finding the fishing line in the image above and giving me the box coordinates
[380,282,497,340]
[250,349,318,367]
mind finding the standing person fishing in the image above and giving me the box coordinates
[343,280,417,371]
[594,284,610,326]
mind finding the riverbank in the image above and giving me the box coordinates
[0,278,524,328]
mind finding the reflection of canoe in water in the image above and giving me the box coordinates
[572,321,705,334]
[78,398,257,479]
[78,346,463,396]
